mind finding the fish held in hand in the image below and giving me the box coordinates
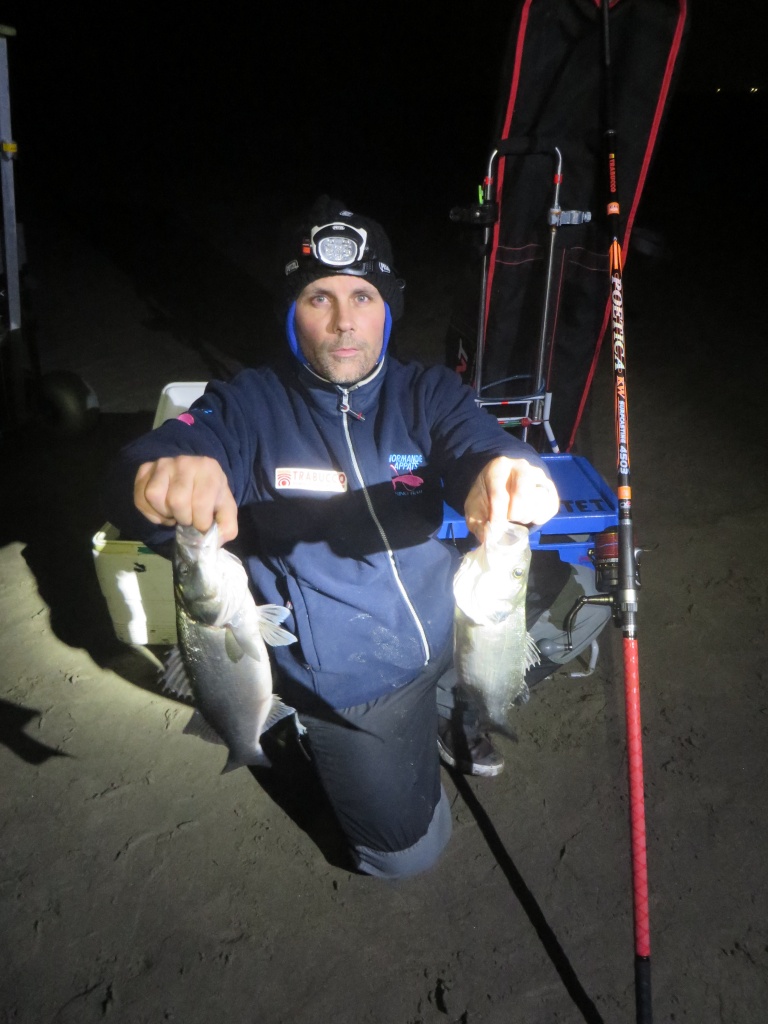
[165,522,297,771]
[453,522,539,731]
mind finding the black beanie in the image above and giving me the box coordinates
[280,196,405,321]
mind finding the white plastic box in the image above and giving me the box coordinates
[92,382,207,646]
[92,523,177,644]
[150,381,207,429]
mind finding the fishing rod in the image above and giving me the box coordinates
[600,1,652,1021]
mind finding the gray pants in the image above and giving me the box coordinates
[298,644,453,880]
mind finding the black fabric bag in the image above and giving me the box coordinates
[447,0,688,451]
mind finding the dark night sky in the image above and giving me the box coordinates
[0,1,764,432]
[3,5,514,211]
[4,2,765,204]
[1,1,765,272]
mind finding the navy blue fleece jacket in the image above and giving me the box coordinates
[104,356,548,709]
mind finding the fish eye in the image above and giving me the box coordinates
[512,568,524,579]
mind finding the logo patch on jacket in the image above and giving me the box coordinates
[389,453,425,493]
[275,468,348,492]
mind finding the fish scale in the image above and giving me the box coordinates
[166,522,298,771]
[453,522,540,730]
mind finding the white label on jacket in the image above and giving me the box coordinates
[275,468,348,492]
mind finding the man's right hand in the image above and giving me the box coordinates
[134,455,239,543]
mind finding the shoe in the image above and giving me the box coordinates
[437,717,504,777]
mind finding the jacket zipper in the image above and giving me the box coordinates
[338,387,431,666]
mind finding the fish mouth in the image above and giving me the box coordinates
[176,524,209,545]
[174,524,221,603]
[176,523,219,561]
[176,534,206,561]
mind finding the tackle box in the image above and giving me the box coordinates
[92,382,207,646]
[438,453,618,565]
[92,523,177,645]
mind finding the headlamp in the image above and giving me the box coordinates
[309,222,369,268]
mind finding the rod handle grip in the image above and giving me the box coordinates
[635,956,652,1024]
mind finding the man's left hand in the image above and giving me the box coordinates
[464,456,559,543]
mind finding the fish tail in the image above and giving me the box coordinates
[222,747,271,773]
[264,695,297,732]
[219,698,296,773]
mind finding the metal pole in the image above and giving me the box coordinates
[0,24,27,435]
[0,27,21,331]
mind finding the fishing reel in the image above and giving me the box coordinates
[591,526,643,602]
[558,528,643,651]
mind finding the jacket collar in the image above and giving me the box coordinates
[296,358,387,419]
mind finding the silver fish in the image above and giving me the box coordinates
[453,522,540,730]
[165,522,297,771]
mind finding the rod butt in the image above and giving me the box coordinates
[635,955,652,1024]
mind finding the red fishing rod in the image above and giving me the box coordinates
[600,1,651,1021]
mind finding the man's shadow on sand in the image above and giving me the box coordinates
[1,411,352,869]
[161,697,355,874]
[253,723,355,873]
[0,698,73,765]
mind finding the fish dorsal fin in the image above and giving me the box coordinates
[162,646,196,701]
[524,632,541,671]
